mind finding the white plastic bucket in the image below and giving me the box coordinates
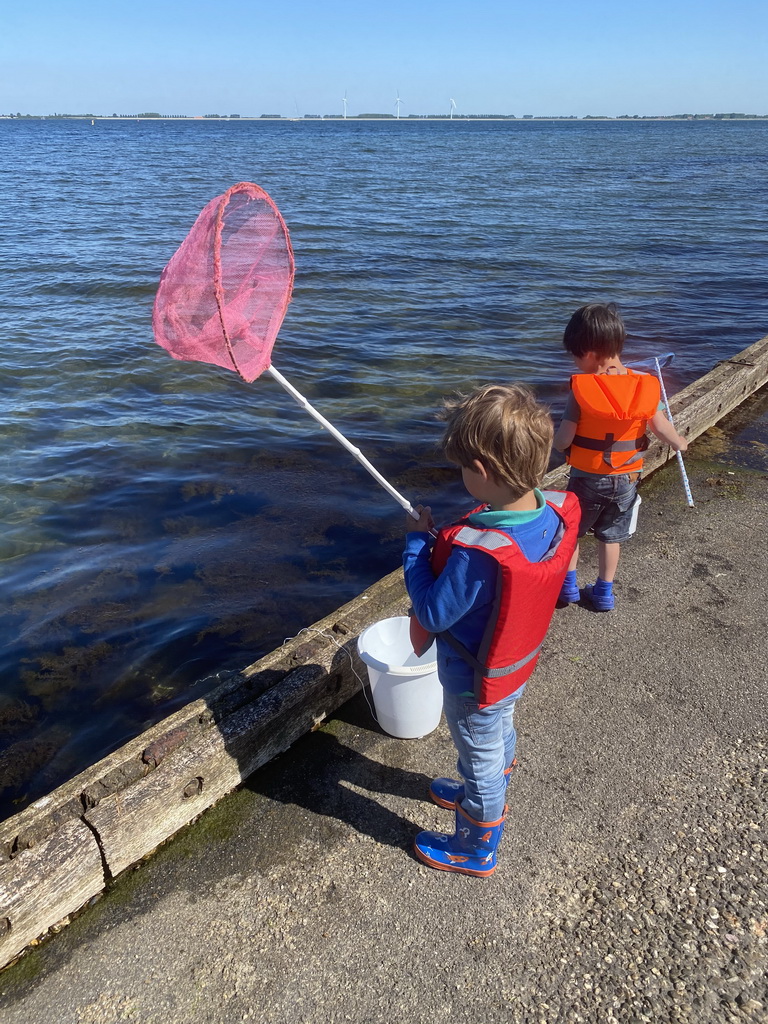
[357,616,443,739]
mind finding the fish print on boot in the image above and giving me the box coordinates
[414,802,507,877]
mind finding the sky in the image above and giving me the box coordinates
[2,0,767,117]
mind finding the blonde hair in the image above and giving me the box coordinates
[441,383,553,500]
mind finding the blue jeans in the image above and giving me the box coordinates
[442,686,526,823]
[568,473,639,543]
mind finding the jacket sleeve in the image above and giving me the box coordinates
[403,534,496,634]
[561,391,580,423]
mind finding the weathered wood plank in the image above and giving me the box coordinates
[0,819,104,967]
[643,335,768,476]
[87,610,397,876]
[86,722,240,877]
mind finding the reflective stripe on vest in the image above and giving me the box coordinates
[540,489,567,508]
[442,630,542,679]
[452,526,516,551]
[571,432,649,468]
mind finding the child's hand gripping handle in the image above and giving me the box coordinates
[408,504,435,534]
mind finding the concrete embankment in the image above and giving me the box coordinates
[0,380,766,1023]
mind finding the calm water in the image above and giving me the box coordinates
[2,118,768,817]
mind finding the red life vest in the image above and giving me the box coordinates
[409,491,580,707]
[566,370,660,474]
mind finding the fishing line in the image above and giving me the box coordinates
[281,626,379,725]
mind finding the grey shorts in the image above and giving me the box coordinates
[567,473,640,544]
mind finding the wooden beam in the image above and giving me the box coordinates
[0,820,103,968]
[643,334,768,476]
[86,654,366,877]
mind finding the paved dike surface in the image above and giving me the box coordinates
[1,391,766,1024]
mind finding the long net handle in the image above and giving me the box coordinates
[266,365,421,521]
[654,357,695,508]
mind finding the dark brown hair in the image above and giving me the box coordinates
[563,302,626,359]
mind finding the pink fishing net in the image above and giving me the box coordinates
[153,182,295,382]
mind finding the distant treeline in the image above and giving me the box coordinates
[4,112,767,121]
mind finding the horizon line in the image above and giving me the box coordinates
[4,112,768,122]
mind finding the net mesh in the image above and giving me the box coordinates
[153,182,295,382]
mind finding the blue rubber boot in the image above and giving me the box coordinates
[414,802,507,877]
[558,569,580,605]
[429,759,517,810]
[583,577,615,611]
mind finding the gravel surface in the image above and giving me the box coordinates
[0,397,766,1024]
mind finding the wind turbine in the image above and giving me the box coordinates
[449,98,457,119]
[395,91,402,119]
[342,91,347,119]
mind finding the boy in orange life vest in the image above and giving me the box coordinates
[404,384,580,876]
[553,303,688,611]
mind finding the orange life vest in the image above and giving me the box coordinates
[409,491,580,707]
[566,370,661,474]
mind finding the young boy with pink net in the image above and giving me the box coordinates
[404,384,580,876]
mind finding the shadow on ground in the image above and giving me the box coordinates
[242,692,433,851]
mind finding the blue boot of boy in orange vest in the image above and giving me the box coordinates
[414,802,506,877]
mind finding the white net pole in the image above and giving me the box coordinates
[654,357,694,508]
[266,365,420,520]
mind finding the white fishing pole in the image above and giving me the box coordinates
[267,365,421,521]
[654,356,694,508]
